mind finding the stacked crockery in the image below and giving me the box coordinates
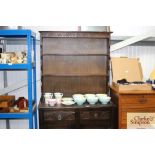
[44,93,56,106]
[73,94,86,106]
[62,97,75,105]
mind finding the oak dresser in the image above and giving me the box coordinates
[39,31,117,129]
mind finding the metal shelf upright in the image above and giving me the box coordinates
[0,30,38,129]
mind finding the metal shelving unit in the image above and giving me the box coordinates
[0,30,37,129]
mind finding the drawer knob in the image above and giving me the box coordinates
[138,98,147,104]
[58,114,62,120]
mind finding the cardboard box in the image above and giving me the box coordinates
[111,57,152,91]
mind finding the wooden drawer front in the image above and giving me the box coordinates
[43,123,76,129]
[120,95,155,108]
[44,111,75,121]
[80,120,111,129]
[43,125,75,129]
[80,111,110,120]
[120,124,127,129]
[42,38,108,55]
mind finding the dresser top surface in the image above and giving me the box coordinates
[40,31,111,38]
[39,31,112,33]
[110,85,155,94]
[38,102,116,110]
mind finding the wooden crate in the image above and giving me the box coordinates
[0,95,15,108]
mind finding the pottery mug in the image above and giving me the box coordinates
[54,92,63,104]
[1,53,7,63]
[44,93,53,104]
[54,92,63,99]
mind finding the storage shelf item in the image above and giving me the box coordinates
[0,30,38,129]
[0,104,37,119]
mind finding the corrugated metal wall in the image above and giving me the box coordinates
[110,45,155,81]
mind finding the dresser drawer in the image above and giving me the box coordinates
[43,122,76,129]
[120,123,127,129]
[80,120,111,129]
[43,111,75,121]
[120,95,155,108]
[80,110,110,120]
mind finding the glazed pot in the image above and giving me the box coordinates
[72,94,86,105]
[86,96,98,105]
[99,96,111,104]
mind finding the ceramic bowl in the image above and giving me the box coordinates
[44,92,53,96]
[87,96,98,105]
[44,93,53,99]
[96,94,107,98]
[99,96,111,104]
[73,96,86,106]
[48,99,57,106]
[84,94,96,98]
[73,94,84,98]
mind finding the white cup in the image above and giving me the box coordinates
[44,93,53,104]
[54,92,63,99]
[54,93,63,105]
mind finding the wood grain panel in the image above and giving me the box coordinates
[80,111,110,120]
[42,76,107,96]
[42,38,108,55]
[80,120,111,129]
[44,111,75,121]
[120,124,127,129]
[40,31,111,38]
[43,55,108,76]
[120,95,155,108]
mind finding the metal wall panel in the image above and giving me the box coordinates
[110,45,155,81]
